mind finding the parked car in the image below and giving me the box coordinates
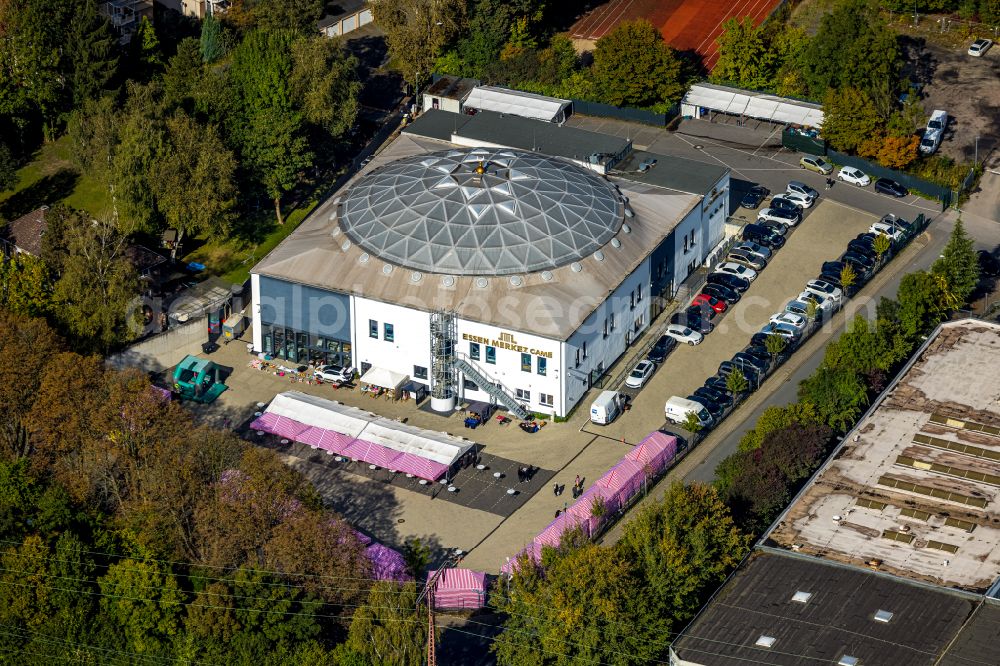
[969,38,993,56]
[841,249,875,271]
[775,191,814,209]
[742,346,774,365]
[919,128,943,156]
[702,283,741,305]
[838,166,871,187]
[820,260,848,285]
[805,279,843,302]
[800,155,833,175]
[687,301,717,321]
[797,291,835,316]
[786,181,819,202]
[785,299,821,321]
[883,214,914,238]
[769,196,801,213]
[692,293,727,314]
[758,207,801,227]
[716,262,758,282]
[647,334,678,363]
[769,312,807,332]
[978,250,1000,277]
[927,109,949,133]
[749,332,774,348]
[727,248,767,271]
[760,322,801,340]
[874,178,908,197]
[740,184,770,209]
[732,351,769,373]
[761,220,791,237]
[718,360,761,384]
[735,241,772,260]
[673,310,715,334]
[625,360,656,389]
[869,220,905,243]
[742,223,786,249]
[695,385,734,408]
[315,365,354,383]
[847,238,878,259]
[707,272,750,292]
[687,394,725,420]
[704,375,734,395]
[665,323,703,345]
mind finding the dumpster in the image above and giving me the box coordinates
[223,313,248,342]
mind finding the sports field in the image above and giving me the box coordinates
[570,0,782,70]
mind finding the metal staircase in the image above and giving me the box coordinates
[453,355,531,420]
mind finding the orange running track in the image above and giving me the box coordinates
[570,0,782,70]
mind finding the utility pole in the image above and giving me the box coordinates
[416,549,463,666]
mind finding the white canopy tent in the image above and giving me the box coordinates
[464,86,571,124]
[682,83,824,128]
[360,367,409,392]
[263,391,474,467]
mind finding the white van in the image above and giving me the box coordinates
[926,109,948,133]
[664,396,713,428]
[590,391,628,425]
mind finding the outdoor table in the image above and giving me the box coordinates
[335,456,343,462]
[256,431,265,437]
[256,402,266,408]
[325,450,333,455]
[405,473,414,478]
[253,411,262,417]
[476,464,486,471]
[369,464,378,470]
[493,472,503,479]
[280,439,289,445]
[419,479,428,485]
[506,488,516,495]
[447,486,457,492]
[439,479,448,485]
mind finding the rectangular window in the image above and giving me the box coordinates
[603,318,609,338]
[683,236,688,252]
[637,283,642,301]
[690,229,696,245]
[537,356,547,376]
[413,365,428,380]
[610,313,616,331]
[630,290,635,309]
[470,342,480,361]
[383,323,394,342]
[516,388,530,401]
[521,353,531,372]
[540,393,553,407]
[582,341,588,359]
[463,378,479,392]
[369,319,378,339]
[575,349,580,368]
[486,346,496,364]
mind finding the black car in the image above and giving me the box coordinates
[749,332,772,348]
[671,311,714,334]
[718,360,761,384]
[761,219,791,237]
[742,223,786,249]
[874,178,908,197]
[768,197,800,213]
[732,352,769,373]
[702,283,740,304]
[686,302,717,321]
[706,272,750,293]
[695,386,734,409]
[846,239,878,260]
[821,260,847,285]
[688,395,725,420]
[744,345,774,363]
[647,335,678,363]
[704,375,734,396]
[740,184,769,209]
[979,250,1000,277]
[841,249,875,271]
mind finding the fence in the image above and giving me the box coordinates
[571,98,678,127]
[826,149,953,208]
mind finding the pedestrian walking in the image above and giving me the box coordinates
[555,509,561,518]
[553,482,559,496]
[574,474,581,488]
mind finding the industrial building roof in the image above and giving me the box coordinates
[463,86,570,123]
[423,75,479,102]
[405,110,632,168]
[338,147,624,276]
[252,133,699,340]
[614,150,728,196]
[671,551,980,666]
[766,320,1000,593]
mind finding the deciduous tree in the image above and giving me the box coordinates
[373,0,465,93]
[737,403,818,452]
[0,253,53,318]
[346,582,426,666]
[593,19,685,108]
[289,36,361,138]
[821,87,884,153]
[798,365,869,431]
[726,368,749,394]
[712,18,778,89]
[99,559,186,656]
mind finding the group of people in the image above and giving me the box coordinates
[517,466,536,482]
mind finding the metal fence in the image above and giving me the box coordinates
[571,98,678,127]
[826,149,953,207]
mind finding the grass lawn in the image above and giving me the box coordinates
[0,135,112,221]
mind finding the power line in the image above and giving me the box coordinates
[0,626,209,666]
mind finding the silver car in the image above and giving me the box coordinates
[726,248,767,271]
[735,241,772,260]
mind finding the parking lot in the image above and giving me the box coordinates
[592,198,879,443]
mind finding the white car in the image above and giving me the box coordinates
[798,290,835,315]
[969,38,993,56]
[760,322,800,340]
[769,312,807,332]
[805,279,843,303]
[869,221,904,243]
[786,181,819,202]
[773,192,814,209]
[757,207,801,227]
[838,166,871,187]
[716,262,758,282]
[625,360,656,389]
[314,364,354,383]
[665,323,703,346]
[735,241,772,260]
[785,299,818,320]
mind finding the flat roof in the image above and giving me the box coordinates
[614,150,727,196]
[938,600,1000,665]
[424,75,479,101]
[672,551,977,666]
[252,132,699,340]
[406,110,631,165]
[766,320,1000,592]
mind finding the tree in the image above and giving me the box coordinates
[536,35,577,85]
[798,365,869,432]
[712,18,779,89]
[0,312,65,421]
[982,0,1000,24]
[0,253,53,317]
[346,582,426,666]
[493,543,666,665]
[132,16,163,78]
[872,234,892,262]
[401,538,431,580]
[0,141,16,192]
[726,367,749,394]
[821,87,884,153]
[289,36,361,138]
[153,113,237,255]
[896,271,947,344]
[99,559,187,656]
[200,12,225,63]
[51,214,141,353]
[244,105,312,225]
[163,38,204,112]
[593,20,685,108]
[110,83,167,233]
[764,332,787,357]
[373,0,465,94]
[682,411,703,434]
[67,0,119,108]
[253,0,325,34]
[840,263,858,292]
[872,134,920,169]
[932,218,979,307]
[825,314,893,375]
[737,403,818,453]
[617,483,749,621]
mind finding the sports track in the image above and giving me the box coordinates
[569,0,782,70]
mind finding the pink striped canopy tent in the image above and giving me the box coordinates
[366,542,410,582]
[427,568,488,610]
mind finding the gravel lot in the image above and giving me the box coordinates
[906,37,1000,165]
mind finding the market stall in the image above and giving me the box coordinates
[359,366,409,400]
[426,568,489,610]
